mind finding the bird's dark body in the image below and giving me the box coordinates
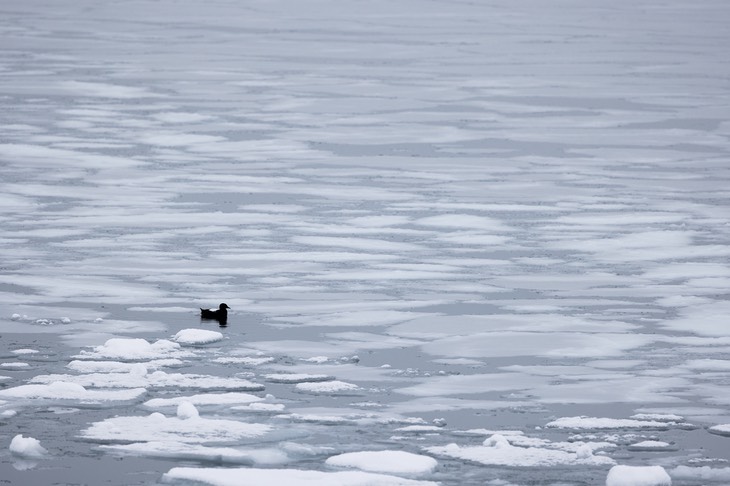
[200,303,230,325]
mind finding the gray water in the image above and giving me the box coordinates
[1,0,730,484]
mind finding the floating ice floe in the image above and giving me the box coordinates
[67,359,183,373]
[1,362,30,368]
[708,424,730,436]
[143,392,264,409]
[265,373,334,384]
[101,440,288,465]
[81,411,272,444]
[212,356,275,366]
[9,434,48,458]
[627,441,675,452]
[233,402,286,413]
[394,425,443,433]
[173,329,224,345]
[30,370,264,391]
[670,465,730,482]
[425,434,615,467]
[162,467,439,486]
[295,380,361,395]
[11,349,39,355]
[279,413,356,425]
[605,465,671,486]
[325,450,438,476]
[74,338,194,360]
[546,416,693,430]
[0,381,146,405]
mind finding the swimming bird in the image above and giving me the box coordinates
[200,303,230,323]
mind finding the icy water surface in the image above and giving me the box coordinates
[1,0,730,484]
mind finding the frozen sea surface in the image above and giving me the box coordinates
[1,0,730,484]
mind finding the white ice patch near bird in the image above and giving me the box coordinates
[173,329,224,345]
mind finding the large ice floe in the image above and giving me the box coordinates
[425,433,615,468]
[162,467,439,486]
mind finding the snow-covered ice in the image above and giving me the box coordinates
[74,338,193,360]
[143,392,264,409]
[325,450,438,476]
[162,467,439,486]
[295,381,361,395]
[426,433,615,468]
[173,328,224,345]
[81,411,272,444]
[9,435,48,459]
[0,381,146,405]
[606,465,671,486]
[1,0,729,483]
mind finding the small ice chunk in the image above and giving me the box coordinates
[236,402,285,412]
[94,318,104,323]
[303,356,329,364]
[9,434,48,458]
[61,317,71,324]
[177,402,199,419]
[1,410,18,418]
[605,465,671,486]
[575,444,594,459]
[11,349,38,355]
[483,434,511,448]
[174,329,224,345]
[326,450,438,476]
[10,314,21,321]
